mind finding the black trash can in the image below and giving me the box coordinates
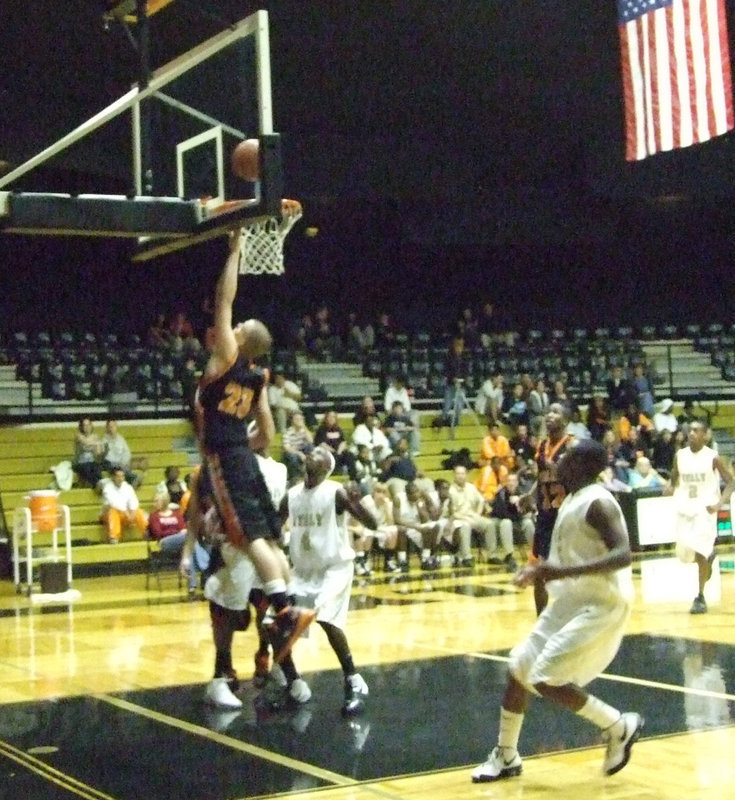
[39,562,69,594]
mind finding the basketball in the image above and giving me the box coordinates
[231,139,260,181]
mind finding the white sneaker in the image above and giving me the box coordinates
[204,677,242,709]
[270,663,288,687]
[602,712,644,775]
[289,678,312,703]
[349,672,369,696]
[471,746,522,783]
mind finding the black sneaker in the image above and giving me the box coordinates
[690,594,707,614]
[399,561,410,573]
[421,556,440,570]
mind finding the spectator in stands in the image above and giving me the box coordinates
[354,444,381,496]
[314,409,357,479]
[475,455,510,505]
[353,395,378,428]
[383,375,421,456]
[441,335,468,425]
[600,465,633,494]
[631,362,655,417]
[509,423,535,466]
[352,413,392,466]
[488,472,531,567]
[619,401,654,452]
[566,406,591,439]
[100,467,148,544]
[267,372,303,434]
[148,312,170,348]
[346,312,374,353]
[628,456,665,490]
[383,400,419,455]
[384,374,421,455]
[458,307,480,348]
[475,372,504,423]
[448,465,496,568]
[602,429,627,483]
[478,302,497,348]
[504,383,530,429]
[586,394,611,441]
[677,399,711,435]
[148,488,188,555]
[292,313,316,353]
[73,417,104,488]
[281,411,314,483]
[651,428,677,477]
[156,465,187,507]
[550,378,571,408]
[614,428,647,484]
[168,310,195,344]
[653,398,679,434]
[374,312,396,348]
[478,422,513,469]
[101,419,139,487]
[528,378,550,436]
[312,304,342,360]
[380,437,418,496]
[606,365,635,416]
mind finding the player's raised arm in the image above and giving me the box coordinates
[209,229,242,370]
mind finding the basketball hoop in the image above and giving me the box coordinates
[238,199,302,275]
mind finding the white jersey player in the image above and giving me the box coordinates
[280,445,377,716]
[667,419,734,614]
[472,439,643,784]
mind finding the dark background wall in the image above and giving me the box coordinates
[2,1,735,342]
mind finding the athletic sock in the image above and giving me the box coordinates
[421,548,431,561]
[576,695,621,730]
[397,551,407,563]
[497,707,524,752]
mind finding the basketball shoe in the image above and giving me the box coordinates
[602,712,644,775]
[204,677,242,709]
[471,746,523,783]
[342,673,369,717]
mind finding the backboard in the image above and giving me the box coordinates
[0,8,286,262]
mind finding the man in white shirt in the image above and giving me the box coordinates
[384,375,421,455]
[100,467,148,543]
[653,398,679,434]
[351,414,392,465]
[475,373,504,422]
[267,372,303,433]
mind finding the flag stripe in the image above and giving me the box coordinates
[618,0,733,160]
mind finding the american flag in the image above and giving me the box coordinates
[618,0,734,160]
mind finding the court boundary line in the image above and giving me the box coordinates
[410,641,735,702]
[0,737,120,800]
[94,693,358,788]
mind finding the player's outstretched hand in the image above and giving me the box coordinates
[513,557,546,588]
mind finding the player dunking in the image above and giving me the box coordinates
[196,230,314,663]
[472,439,643,783]
[522,403,573,614]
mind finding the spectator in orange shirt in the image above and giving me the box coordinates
[475,456,510,504]
[478,422,514,470]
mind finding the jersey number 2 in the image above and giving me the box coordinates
[218,382,254,419]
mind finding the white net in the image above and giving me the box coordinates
[238,199,302,275]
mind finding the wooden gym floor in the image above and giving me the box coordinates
[0,553,734,800]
